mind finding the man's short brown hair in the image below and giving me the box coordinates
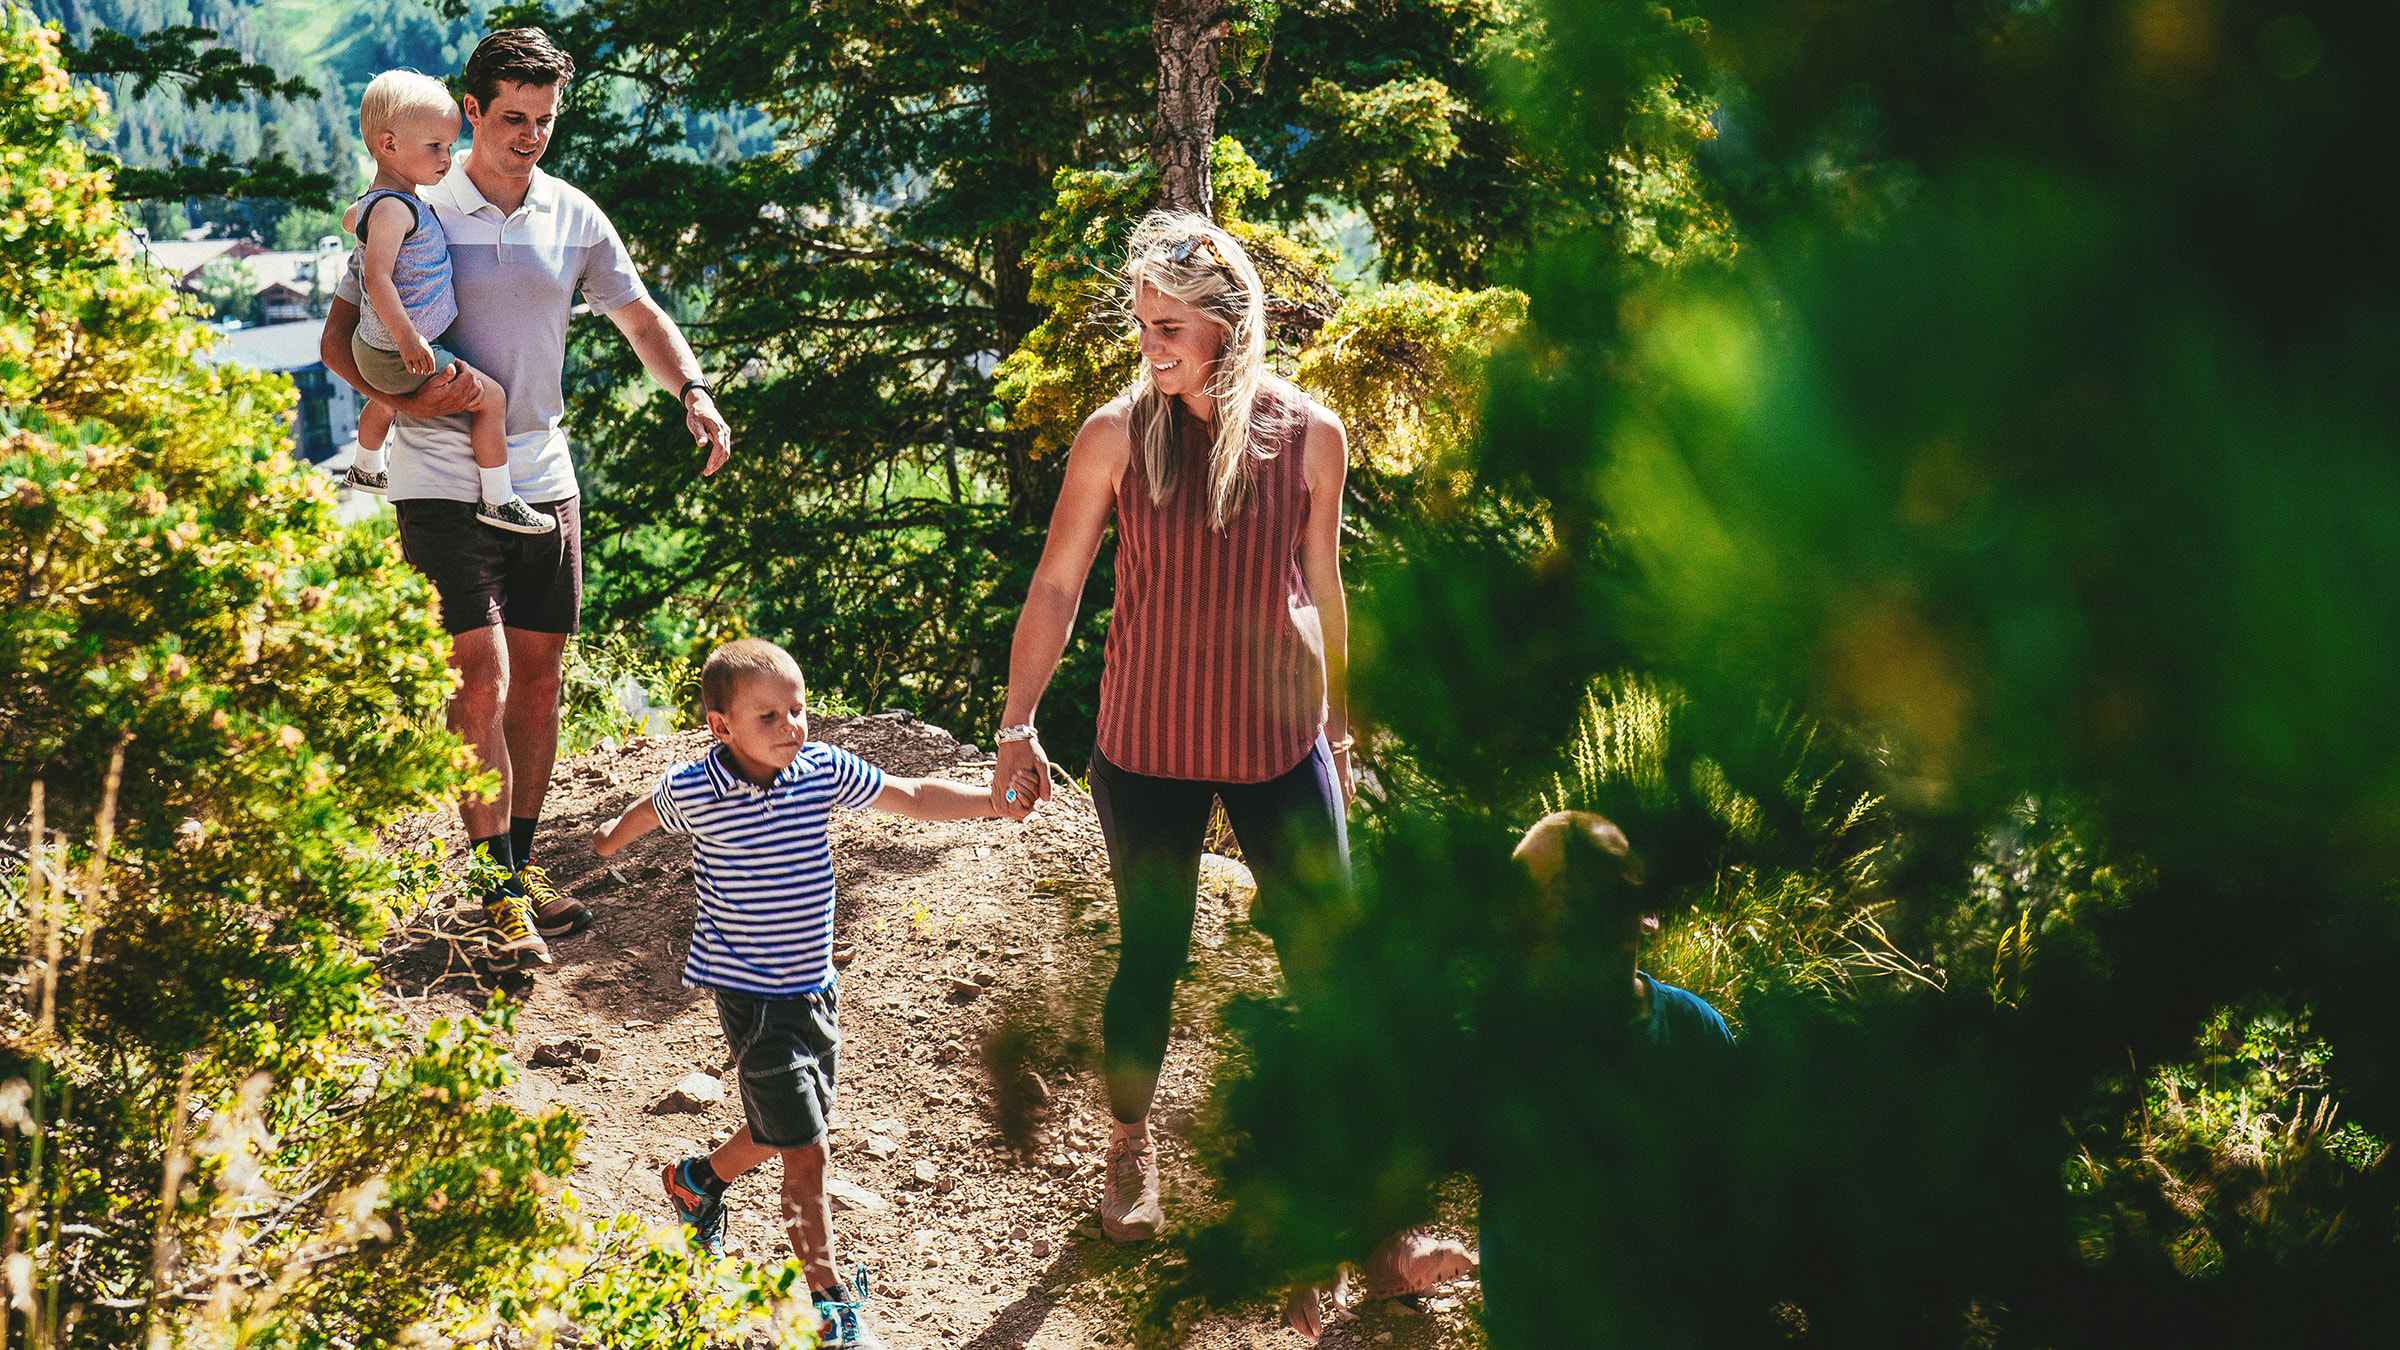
[461,28,576,108]
[701,639,804,714]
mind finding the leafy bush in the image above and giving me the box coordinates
[2070,1001,2392,1283]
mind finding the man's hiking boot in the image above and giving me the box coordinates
[477,496,557,535]
[662,1157,729,1258]
[481,878,551,967]
[1099,1118,1163,1242]
[813,1267,885,1350]
[341,463,388,495]
[518,863,593,939]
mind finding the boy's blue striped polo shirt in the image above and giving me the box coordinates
[650,741,885,997]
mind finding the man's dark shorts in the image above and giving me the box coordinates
[713,987,839,1150]
[393,495,582,635]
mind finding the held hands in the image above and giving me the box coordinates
[992,735,1051,821]
[990,767,1042,820]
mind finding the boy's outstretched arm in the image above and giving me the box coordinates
[875,769,1040,823]
[593,798,661,856]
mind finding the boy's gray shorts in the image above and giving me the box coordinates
[712,986,839,1150]
[351,326,462,396]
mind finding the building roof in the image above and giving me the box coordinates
[204,318,327,373]
[129,236,350,293]
[138,237,263,280]
[247,248,350,291]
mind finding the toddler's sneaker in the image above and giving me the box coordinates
[814,1268,885,1350]
[481,878,551,967]
[341,462,389,495]
[478,496,558,535]
[518,863,593,939]
[662,1157,729,1258]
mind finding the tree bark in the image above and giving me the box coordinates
[1152,0,1229,217]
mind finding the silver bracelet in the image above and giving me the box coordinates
[995,724,1040,744]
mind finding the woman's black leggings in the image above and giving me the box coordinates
[1089,737,1350,1123]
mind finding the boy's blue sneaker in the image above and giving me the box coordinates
[814,1267,885,1350]
[661,1157,728,1257]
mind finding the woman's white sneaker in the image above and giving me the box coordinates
[1099,1118,1164,1241]
[478,497,557,535]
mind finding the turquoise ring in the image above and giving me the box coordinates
[1006,788,1018,803]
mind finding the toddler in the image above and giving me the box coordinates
[338,69,551,535]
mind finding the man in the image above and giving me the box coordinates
[322,28,732,965]
[1476,811,1735,1349]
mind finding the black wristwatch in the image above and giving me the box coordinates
[678,379,712,404]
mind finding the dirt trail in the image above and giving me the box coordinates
[380,715,1480,1349]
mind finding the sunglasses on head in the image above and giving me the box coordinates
[1163,233,1231,271]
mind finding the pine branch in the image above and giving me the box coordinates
[111,149,334,208]
[63,27,317,106]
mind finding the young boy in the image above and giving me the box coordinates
[337,69,553,536]
[593,639,1038,1350]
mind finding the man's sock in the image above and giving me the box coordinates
[812,1280,857,1304]
[509,815,540,871]
[355,445,387,474]
[478,463,513,506]
[679,1156,730,1197]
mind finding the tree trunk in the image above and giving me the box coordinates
[1152,0,1228,217]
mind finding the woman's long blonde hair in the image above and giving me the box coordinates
[1121,210,1291,530]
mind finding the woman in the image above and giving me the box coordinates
[989,210,1355,1245]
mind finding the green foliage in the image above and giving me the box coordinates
[1934,795,2140,1009]
[111,146,336,210]
[2069,1002,2393,1283]
[1293,279,1526,478]
[1217,0,1560,286]
[60,22,315,103]
[1537,677,1929,1021]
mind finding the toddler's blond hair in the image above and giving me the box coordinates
[358,70,458,147]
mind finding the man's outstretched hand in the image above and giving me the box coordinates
[687,389,731,476]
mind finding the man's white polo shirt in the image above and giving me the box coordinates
[333,157,648,505]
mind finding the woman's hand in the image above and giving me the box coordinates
[1334,744,1356,806]
[994,736,1051,820]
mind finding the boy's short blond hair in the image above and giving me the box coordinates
[701,639,805,714]
[359,70,458,146]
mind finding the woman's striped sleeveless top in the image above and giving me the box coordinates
[1095,385,1327,783]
